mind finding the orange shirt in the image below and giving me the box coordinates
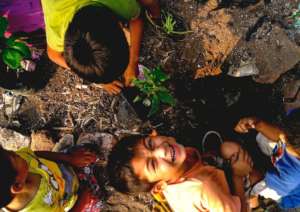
[156,148,241,212]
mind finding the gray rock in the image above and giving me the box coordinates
[0,127,30,151]
[249,26,300,84]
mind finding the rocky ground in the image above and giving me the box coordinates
[1,0,300,211]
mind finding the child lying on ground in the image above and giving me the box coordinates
[41,0,160,94]
[0,146,96,211]
[107,130,245,212]
[221,117,300,210]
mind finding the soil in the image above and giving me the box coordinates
[1,0,300,211]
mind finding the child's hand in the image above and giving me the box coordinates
[67,148,96,168]
[230,148,253,177]
[234,117,259,133]
[93,81,124,95]
[123,65,137,87]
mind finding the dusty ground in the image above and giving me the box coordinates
[1,0,300,211]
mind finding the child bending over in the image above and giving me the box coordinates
[0,146,96,211]
[107,131,247,212]
[41,0,160,94]
[221,117,300,210]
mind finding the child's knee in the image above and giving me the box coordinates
[220,142,241,160]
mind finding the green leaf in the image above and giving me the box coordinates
[2,48,23,69]
[0,17,8,38]
[148,95,160,117]
[143,68,152,80]
[5,36,17,46]
[152,66,168,82]
[157,90,176,106]
[6,40,31,58]
[133,95,142,103]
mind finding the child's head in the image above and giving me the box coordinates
[64,5,129,83]
[0,147,28,207]
[107,134,188,193]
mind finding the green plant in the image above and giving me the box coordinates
[0,16,31,70]
[132,66,176,117]
[162,12,177,34]
[145,10,193,35]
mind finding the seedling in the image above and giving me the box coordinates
[146,10,193,36]
[162,12,177,35]
[0,16,32,71]
[132,66,176,117]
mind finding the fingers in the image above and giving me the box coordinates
[113,80,124,88]
[234,117,257,133]
[102,81,124,95]
[124,77,134,87]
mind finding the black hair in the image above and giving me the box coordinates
[0,147,17,207]
[107,135,154,193]
[64,5,129,83]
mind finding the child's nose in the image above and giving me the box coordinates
[152,145,166,159]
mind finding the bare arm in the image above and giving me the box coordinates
[35,148,96,168]
[47,45,70,69]
[123,17,143,86]
[235,117,285,142]
[35,151,70,163]
[255,119,285,142]
[235,117,300,158]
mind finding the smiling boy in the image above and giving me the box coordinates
[108,132,244,212]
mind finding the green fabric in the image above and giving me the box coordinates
[41,0,141,52]
[15,148,79,212]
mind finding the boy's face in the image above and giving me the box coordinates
[131,135,187,183]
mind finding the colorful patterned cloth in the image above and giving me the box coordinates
[15,148,79,212]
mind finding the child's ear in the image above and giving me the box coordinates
[150,129,158,137]
[11,182,24,194]
[151,181,167,194]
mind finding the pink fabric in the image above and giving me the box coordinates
[0,0,44,32]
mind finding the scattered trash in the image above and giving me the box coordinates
[2,90,24,117]
[227,62,259,77]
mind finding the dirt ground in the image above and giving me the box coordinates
[1,0,300,211]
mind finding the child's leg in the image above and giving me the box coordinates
[138,0,160,19]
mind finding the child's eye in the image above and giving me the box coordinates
[151,159,157,172]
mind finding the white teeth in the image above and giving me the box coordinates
[169,144,175,163]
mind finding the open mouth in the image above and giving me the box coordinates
[168,143,176,163]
